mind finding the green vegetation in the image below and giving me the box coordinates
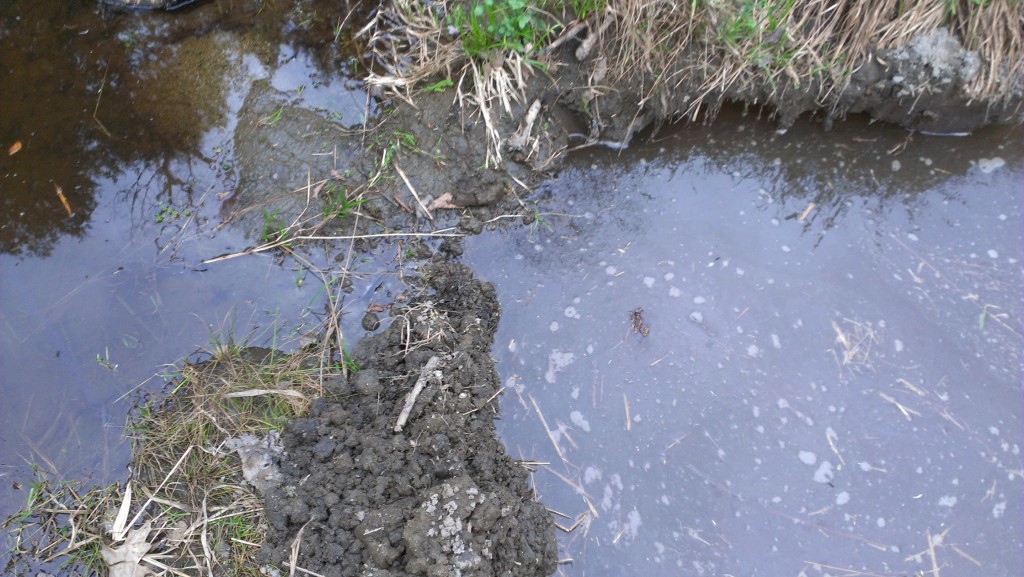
[424,78,455,93]
[449,0,556,58]
[368,129,419,187]
[153,201,192,222]
[259,209,290,245]
[321,182,366,220]
[257,106,284,127]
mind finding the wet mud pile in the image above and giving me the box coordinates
[261,254,557,577]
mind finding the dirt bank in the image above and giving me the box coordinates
[260,251,558,577]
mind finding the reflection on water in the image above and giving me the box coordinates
[466,111,1022,576]
[0,0,376,541]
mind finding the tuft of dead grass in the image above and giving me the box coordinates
[363,0,1022,162]
[3,344,341,577]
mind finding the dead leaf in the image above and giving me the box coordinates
[111,481,133,541]
[100,521,155,577]
[8,141,22,155]
[54,183,73,217]
[427,192,460,211]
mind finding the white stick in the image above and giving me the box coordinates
[395,356,441,432]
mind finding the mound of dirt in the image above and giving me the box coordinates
[260,252,558,577]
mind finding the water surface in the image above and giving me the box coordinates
[0,0,380,536]
[466,111,1022,576]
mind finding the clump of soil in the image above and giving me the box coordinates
[261,253,558,577]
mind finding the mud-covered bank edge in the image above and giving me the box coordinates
[260,254,558,577]
[362,0,1023,164]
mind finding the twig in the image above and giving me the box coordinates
[288,520,312,577]
[395,356,441,432]
[201,229,462,264]
[462,386,505,416]
[393,162,432,220]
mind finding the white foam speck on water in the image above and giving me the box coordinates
[570,386,579,400]
[938,495,958,507]
[892,160,901,171]
[643,276,656,288]
[777,398,790,409]
[544,349,575,383]
[746,344,761,357]
[564,306,579,318]
[693,296,706,304]
[605,265,618,275]
[586,343,594,354]
[669,286,681,297]
[798,450,817,465]
[894,339,904,352]
[735,267,745,276]
[690,311,704,323]
[752,406,760,418]
[877,517,886,528]
[993,501,1007,518]
[570,410,591,432]
[583,466,602,484]
[989,426,1000,436]
[505,375,524,394]
[813,461,834,484]
[907,232,919,241]
[771,334,782,349]
[507,339,517,353]
[623,509,643,540]
[977,157,1005,173]
[549,321,559,332]
[663,272,675,281]
[836,492,850,505]
[988,249,999,259]
[781,245,791,253]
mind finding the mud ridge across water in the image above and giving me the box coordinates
[260,247,558,577]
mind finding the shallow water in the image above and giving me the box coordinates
[0,0,383,537]
[2,1,1022,575]
[465,112,1023,576]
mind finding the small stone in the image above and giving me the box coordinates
[362,311,381,331]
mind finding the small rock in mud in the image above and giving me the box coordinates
[224,432,285,496]
[260,260,557,577]
[361,311,381,332]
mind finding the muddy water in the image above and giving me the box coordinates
[465,112,1022,576]
[0,0,383,535]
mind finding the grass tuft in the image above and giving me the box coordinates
[3,344,346,577]
[361,0,1022,163]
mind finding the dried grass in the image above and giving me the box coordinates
[366,0,1021,158]
[3,345,338,576]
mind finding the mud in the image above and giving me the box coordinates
[230,23,1021,241]
[260,254,558,577]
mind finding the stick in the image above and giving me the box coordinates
[394,162,432,221]
[395,356,441,432]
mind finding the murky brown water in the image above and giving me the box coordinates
[465,112,1023,576]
